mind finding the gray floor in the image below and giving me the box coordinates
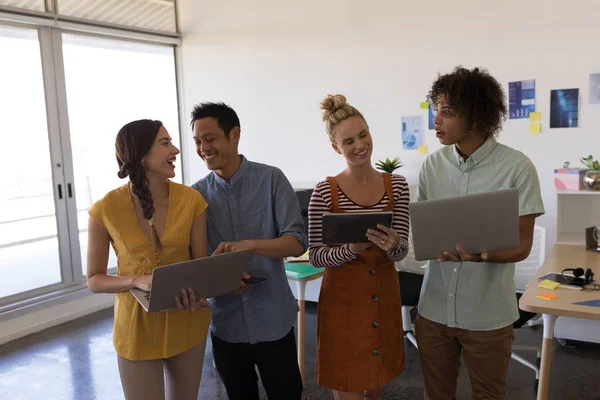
[0,303,599,400]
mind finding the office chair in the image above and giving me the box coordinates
[511,225,546,391]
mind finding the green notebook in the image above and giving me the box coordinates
[284,262,324,280]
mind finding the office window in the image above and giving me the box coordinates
[57,0,177,32]
[0,25,62,299]
[61,33,182,276]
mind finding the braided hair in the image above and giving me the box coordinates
[115,119,164,253]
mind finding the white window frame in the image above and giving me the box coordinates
[0,1,188,322]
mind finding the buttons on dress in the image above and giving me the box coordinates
[372,321,379,328]
[372,349,380,356]
[371,295,379,302]
[369,269,376,275]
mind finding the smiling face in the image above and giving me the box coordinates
[331,116,373,166]
[193,117,240,173]
[142,126,180,180]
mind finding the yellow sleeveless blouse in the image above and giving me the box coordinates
[89,181,211,360]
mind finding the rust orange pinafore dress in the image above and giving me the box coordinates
[316,174,405,391]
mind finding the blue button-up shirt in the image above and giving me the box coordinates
[191,155,308,343]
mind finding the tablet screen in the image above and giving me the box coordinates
[322,211,393,244]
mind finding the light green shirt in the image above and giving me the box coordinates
[416,137,545,331]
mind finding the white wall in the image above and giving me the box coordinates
[178,0,600,253]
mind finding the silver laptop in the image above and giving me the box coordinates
[409,188,519,261]
[130,249,250,312]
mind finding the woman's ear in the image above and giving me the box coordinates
[331,142,341,154]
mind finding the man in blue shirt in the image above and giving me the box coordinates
[190,102,307,400]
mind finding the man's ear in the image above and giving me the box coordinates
[229,126,241,144]
[331,142,341,154]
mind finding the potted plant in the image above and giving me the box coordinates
[580,155,600,190]
[375,157,403,174]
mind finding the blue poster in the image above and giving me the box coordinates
[428,105,435,130]
[402,116,424,150]
[508,79,536,119]
[550,88,579,128]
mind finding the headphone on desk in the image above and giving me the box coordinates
[561,267,595,285]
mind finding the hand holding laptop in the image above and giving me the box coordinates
[174,288,209,311]
[438,246,489,263]
[133,275,152,291]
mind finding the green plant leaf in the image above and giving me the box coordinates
[375,157,403,173]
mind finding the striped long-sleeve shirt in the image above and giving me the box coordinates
[308,174,410,268]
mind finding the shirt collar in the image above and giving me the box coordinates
[452,136,498,166]
[212,154,249,188]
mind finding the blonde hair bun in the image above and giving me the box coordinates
[320,94,348,121]
[320,93,367,143]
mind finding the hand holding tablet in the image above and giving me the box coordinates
[322,211,394,246]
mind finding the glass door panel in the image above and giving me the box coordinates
[0,25,62,299]
[61,33,182,276]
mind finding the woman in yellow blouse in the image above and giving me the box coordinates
[86,119,211,400]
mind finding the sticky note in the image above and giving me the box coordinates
[529,123,541,134]
[529,112,541,122]
[419,101,429,109]
[418,145,428,154]
[538,279,560,290]
[537,293,559,301]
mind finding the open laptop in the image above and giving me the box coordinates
[130,249,250,312]
[409,188,519,261]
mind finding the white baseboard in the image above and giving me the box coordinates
[0,293,115,346]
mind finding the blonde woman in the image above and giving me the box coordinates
[308,95,410,400]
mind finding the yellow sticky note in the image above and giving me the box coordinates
[529,123,541,134]
[418,145,428,154]
[419,101,429,109]
[538,279,560,290]
[537,293,559,301]
[529,112,541,122]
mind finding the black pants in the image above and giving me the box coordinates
[211,327,303,400]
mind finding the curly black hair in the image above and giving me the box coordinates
[428,66,507,137]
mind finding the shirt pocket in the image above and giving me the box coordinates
[245,207,267,237]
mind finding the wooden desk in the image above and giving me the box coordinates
[285,262,325,383]
[519,244,600,400]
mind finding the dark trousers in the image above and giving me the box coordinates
[211,328,303,400]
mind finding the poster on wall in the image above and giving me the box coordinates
[508,79,536,119]
[402,116,424,150]
[590,73,600,104]
[428,105,435,129]
[550,88,579,128]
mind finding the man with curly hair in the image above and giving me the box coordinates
[414,66,545,400]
